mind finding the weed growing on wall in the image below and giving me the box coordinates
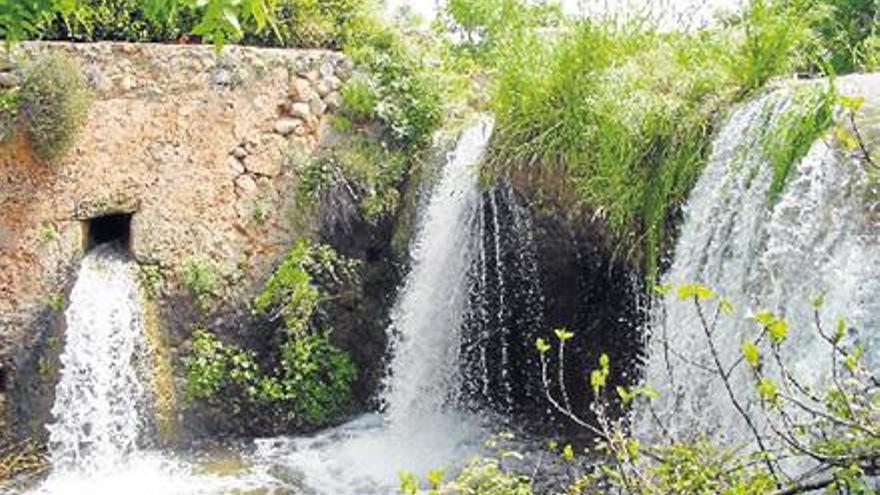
[18,53,91,162]
[182,258,220,310]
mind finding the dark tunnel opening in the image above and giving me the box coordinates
[85,213,132,251]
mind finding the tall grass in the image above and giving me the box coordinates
[471,0,846,278]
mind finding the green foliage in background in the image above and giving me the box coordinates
[460,0,874,278]
[187,240,358,429]
[1,0,367,49]
[18,52,91,161]
[342,15,444,148]
[242,0,368,49]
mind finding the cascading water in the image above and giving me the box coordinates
[47,245,150,474]
[461,184,545,417]
[254,118,496,494]
[636,77,880,449]
[25,245,282,495]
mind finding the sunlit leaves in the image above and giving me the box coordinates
[561,444,575,462]
[554,328,574,342]
[757,377,779,406]
[742,340,761,369]
[590,353,611,395]
[677,283,716,301]
[535,337,550,354]
[753,310,788,343]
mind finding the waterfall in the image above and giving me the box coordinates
[381,118,493,425]
[255,118,496,494]
[461,183,545,417]
[636,77,880,447]
[47,245,151,475]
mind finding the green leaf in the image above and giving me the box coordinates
[599,353,610,369]
[426,469,444,489]
[677,283,715,301]
[535,337,550,354]
[834,318,847,344]
[767,318,788,343]
[590,369,607,394]
[554,328,574,342]
[719,298,734,315]
[561,444,575,462]
[652,283,671,296]
[839,95,865,111]
[754,310,775,326]
[742,340,761,368]
[758,377,778,405]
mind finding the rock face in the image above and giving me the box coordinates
[0,42,368,441]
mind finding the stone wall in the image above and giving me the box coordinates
[0,42,355,440]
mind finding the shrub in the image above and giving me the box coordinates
[186,328,259,403]
[487,20,739,278]
[0,88,19,141]
[264,333,356,425]
[18,53,92,162]
[188,240,359,429]
[242,0,369,49]
[342,17,444,149]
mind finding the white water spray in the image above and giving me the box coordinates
[637,78,880,447]
[46,246,150,475]
[255,118,496,494]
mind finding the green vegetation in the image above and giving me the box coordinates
[136,262,165,298]
[403,285,880,495]
[187,240,358,428]
[0,85,18,140]
[292,10,452,222]
[18,53,91,162]
[454,0,876,278]
[296,134,409,221]
[182,258,220,310]
[762,82,837,202]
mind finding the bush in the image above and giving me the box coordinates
[187,240,359,429]
[296,135,408,222]
[242,0,369,49]
[18,53,92,162]
[487,20,739,278]
[341,16,445,149]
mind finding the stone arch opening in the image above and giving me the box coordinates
[85,213,132,251]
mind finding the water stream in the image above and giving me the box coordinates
[20,118,497,495]
[636,78,880,449]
